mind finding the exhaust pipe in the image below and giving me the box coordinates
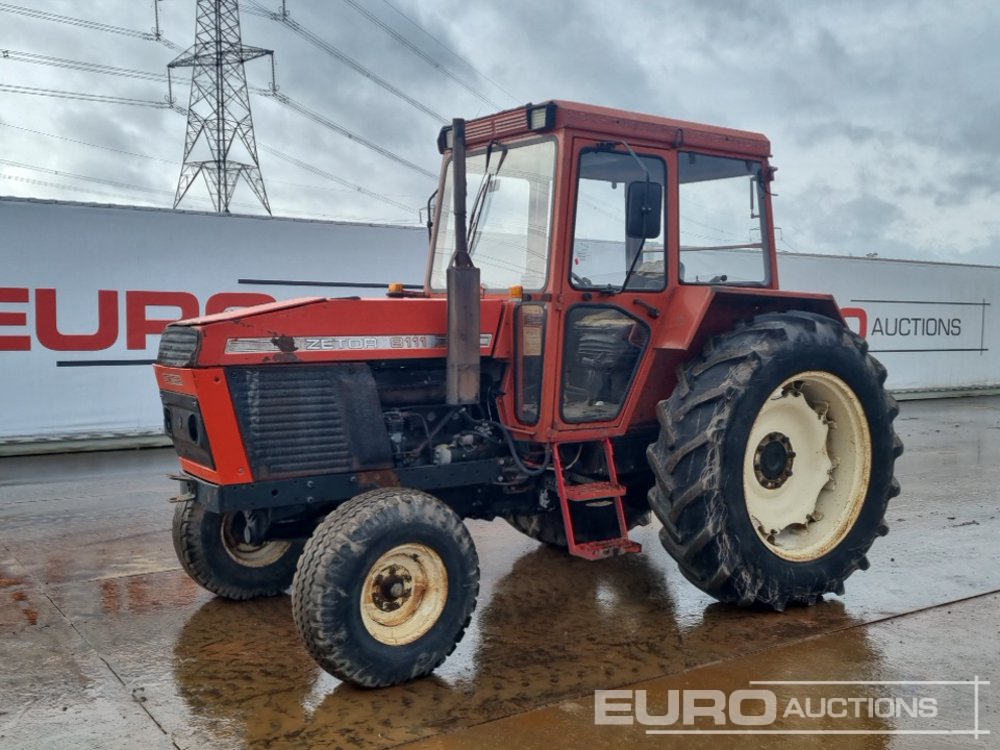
[446,118,481,405]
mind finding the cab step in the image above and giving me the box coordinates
[553,438,641,560]
[564,481,625,501]
[572,538,643,560]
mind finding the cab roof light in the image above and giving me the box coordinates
[437,126,453,154]
[438,103,556,153]
[527,102,556,131]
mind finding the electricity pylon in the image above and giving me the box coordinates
[169,0,273,214]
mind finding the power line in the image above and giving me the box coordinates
[0,157,166,194]
[0,25,438,202]
[0,170,410,222]
[379,0,522,105]
[0,3,147,38]
[243,0,446,124]
[259,143,419,214]
[0,49,169,81]
[254,88,436,179]
[0,35,429,218]
[0,160,263,211]
[0,119,176,163]
[0,86,432,212]
[0,2,180,50]
[0,118,417,214]
[339,0,502,110]
[267,177,408,197]
[0,83,169,108]
[173,78,436,185]
[0,173,169,205]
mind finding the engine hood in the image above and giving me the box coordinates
[165,296,507,366]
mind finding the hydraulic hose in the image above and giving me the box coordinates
[486,420,552,477]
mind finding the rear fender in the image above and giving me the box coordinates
[629,287,845,424]
[655,286,844,353]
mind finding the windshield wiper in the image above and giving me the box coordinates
[466,140,508,256]
[616,237,648,294]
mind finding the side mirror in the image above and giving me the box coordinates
[626,180,662,239]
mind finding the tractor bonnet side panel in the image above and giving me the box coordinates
[226,362,393,480]
[183,297,506,367]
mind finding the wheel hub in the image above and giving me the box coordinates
[754,432,795,489]
[742,371,872,561]
[360,543,448,646]
[220,512,292,568]
[371,567,413,612]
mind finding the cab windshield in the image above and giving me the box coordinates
[430,138,556,291]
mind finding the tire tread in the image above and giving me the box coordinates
[647,311,901,609]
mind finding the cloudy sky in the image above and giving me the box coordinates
[1,0,998,263]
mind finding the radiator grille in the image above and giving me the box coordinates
[227,364,391,478]
[157,326,200,367]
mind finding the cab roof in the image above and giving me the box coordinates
[455,100,771,159]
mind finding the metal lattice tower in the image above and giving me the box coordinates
[169,0,273,214]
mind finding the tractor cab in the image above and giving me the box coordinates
[427,101,780,441]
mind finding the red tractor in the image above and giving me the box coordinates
[155,101,901,688]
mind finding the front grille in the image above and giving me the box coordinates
[227,364,392,479]
[158,326,200,367]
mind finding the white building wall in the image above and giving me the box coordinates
[778,253,999,395]
[1,197,996,451]
[0,198,426,450]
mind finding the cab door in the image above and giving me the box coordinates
[556,140,671,433]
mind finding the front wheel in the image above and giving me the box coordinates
[292,488,479,688]
[172,500,304,600]
[647,311,902,610]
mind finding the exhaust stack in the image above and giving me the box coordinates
[446,118,481,405]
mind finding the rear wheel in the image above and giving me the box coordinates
[172,500,304,600]
[292,488,479,688]
[504,511,570,547]
[647,311,902,610]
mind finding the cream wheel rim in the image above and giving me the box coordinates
[742,371,871,561]
[220,513,292,567]
[360,543,448,645]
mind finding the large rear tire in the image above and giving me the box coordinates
[504,511,570,547]
[292,488,479,688]
[647,311,902,610]
[172,500,304,600]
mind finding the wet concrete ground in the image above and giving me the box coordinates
[0,396,997,749]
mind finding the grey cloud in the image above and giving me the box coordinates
[0,0,997,263]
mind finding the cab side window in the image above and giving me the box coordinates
[679,152,769,285]
[571,149,667,291]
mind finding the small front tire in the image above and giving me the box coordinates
[292,488,479,688]
[172,500,304,600]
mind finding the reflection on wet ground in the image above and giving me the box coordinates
[411,594,1000,750]
[0,397,998,749]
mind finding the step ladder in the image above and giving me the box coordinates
[554,438,642,560]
